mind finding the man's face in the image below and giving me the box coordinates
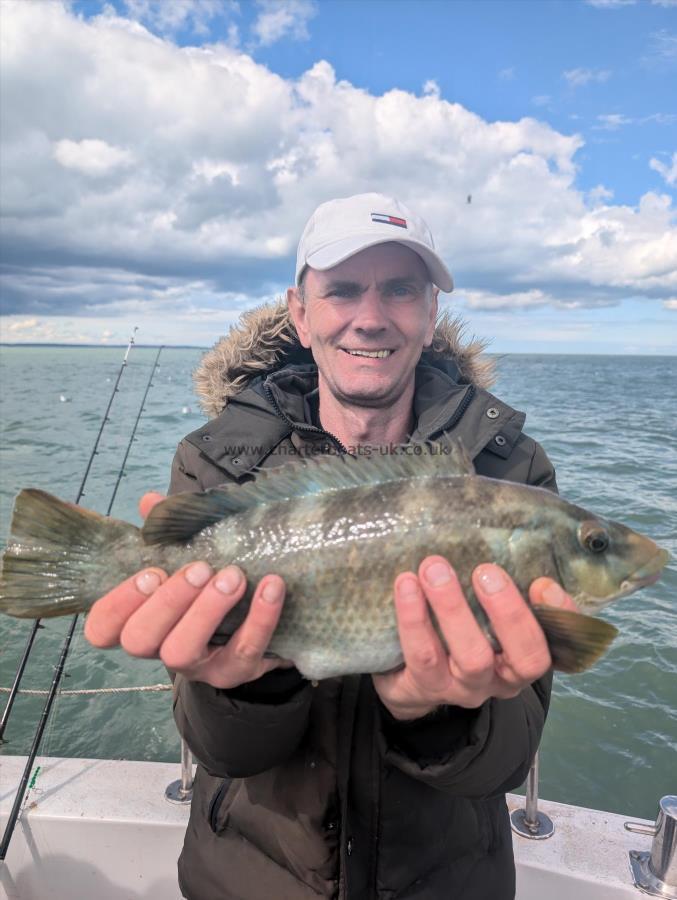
[288,243,438,408]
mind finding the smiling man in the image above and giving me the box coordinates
[291,196,446,429]
[85,193,576,900]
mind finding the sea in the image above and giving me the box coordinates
[0,346,675,821]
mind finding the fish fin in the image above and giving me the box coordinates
[143,440,473,545]
[142,491,244,545]
[432,436,475,476]
[532,606,618,674]
[0,489,139,619]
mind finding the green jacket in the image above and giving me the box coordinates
[170,303,557,900]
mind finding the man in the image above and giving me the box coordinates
[85,193,577,899]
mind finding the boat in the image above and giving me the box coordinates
[1,748,674,899]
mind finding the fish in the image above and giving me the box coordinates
[0,442,669,680]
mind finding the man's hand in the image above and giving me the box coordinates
[372,556,578,721]
[84,492,291,689]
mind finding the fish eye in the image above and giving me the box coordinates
[579,521,610,554]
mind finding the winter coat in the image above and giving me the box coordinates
[170,302,557,900]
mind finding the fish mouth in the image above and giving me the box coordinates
[619,548,670,593]
[621,572,661,591]
[576,548,670,611]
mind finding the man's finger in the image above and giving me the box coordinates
[418,557,495,683]
[84,567,167,648]
[139,491,165,520]
[223,574,285,670]
[392,572,447,688]
[120,562,214,658]
[473,564,551,683]
[529,577,578,612]
[159,565,248,671]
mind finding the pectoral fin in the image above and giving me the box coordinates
[532,606,618,673]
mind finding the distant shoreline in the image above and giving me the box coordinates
[0,342,203,349]
[1,343,675,357]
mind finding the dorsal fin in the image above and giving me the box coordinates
[142,438,474,546]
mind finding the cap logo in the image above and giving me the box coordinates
[371,213,407,229]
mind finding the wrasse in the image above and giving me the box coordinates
[0,442,668,680]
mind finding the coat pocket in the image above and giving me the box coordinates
[208,776,233,834]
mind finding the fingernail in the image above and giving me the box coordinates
[136,570,161,595]
[398,576,420,601]
[185,561,212,588]
[477,565,507,595]
[425,561,452,586]
[261,580,282,604]
[214,565,242,594]
[543,583,567,607]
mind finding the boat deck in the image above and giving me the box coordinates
[0,755,654,899]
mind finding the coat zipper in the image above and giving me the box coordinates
[263,381,477,451]
[263,382,349,454]
[448,383,475,430]
[425,383,476,440]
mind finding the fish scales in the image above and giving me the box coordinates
[0,441,669,678]
[147,477,591,678]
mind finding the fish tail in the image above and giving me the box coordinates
[0,489,141,619]
[532,605,619,673]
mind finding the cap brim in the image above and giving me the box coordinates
[305,235,454,293]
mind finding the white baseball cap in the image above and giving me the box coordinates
[296,192,454,292]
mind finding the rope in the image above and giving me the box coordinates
[0,683,172,697]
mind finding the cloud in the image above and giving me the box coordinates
[422,79,441,98]
[53,138,135,175]
[585,0,636,6]
[251,0,317,46]
[595,114,633,131]
[498,67,515,80]
[5,317,39,332]
[0,0,676,336]
[120,0,233,37]
[651,0,677,7]
[459,288,621,312]
[643,29,677,67]
[650,152,677,186]
[643,112,677,125]
[461,289,555,310]
[1,314,129,344]
[563,67,612,87]
[663,299,677,309]
[594,112,677,130]
[587,185,614,204]
[531,95,551,107]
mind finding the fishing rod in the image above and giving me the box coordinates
[76,327,139,505]
[0,330,164,862]
[106,345,163,516]
[0,614,79,861]
[0,327,138,742]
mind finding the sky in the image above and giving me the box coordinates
[0,0,676,352]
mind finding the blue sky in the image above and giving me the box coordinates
[231,0,677,205]
[1,0,675,351]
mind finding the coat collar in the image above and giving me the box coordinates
[184,361,524,480]
[192,300,496,419]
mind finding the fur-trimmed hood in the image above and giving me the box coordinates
[194,300,495,419]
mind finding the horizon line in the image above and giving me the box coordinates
[1,342,675,357]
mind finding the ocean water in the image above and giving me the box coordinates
[0,346,675,821]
